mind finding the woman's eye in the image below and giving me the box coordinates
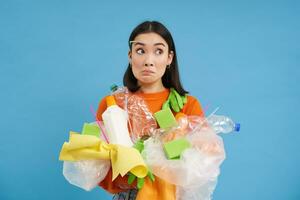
[155,49,163,55]
[136,48,145,55]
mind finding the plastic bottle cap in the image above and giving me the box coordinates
[175,112,186,120]
[235,123,240,132]
[110,84,118,92]
[106,95,116,107]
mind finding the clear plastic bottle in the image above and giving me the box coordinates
[207,114,240,134]
[110,84,129,113]
[110,84,126,95]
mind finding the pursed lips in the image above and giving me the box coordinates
[142,69,155,74]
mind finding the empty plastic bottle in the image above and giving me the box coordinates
[207,114,240,134]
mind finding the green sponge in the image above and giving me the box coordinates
[163,138,191,160]
[81,123,101,138]
[154,107,177,129]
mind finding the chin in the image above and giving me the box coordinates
[138,78,158,85]
[139,80,155,85]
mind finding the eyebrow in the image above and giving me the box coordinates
[130,41,166,47]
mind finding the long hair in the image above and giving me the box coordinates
[123,21,188,96]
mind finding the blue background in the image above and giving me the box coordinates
[1,1,299,199]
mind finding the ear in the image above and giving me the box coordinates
[128,51,132,63]
[167,51,174,65]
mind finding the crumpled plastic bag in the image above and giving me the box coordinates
[63,159,110,191]
[176,179,217,200]
[142,115,226,200]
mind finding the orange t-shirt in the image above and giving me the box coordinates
[96,88,204,200]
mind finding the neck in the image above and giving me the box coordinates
[138,81,166,93]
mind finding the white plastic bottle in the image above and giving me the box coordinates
[207,114,240,134]
[102,95,133,147]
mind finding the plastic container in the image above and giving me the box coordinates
[102,95,133,147]
[207,114,240,134]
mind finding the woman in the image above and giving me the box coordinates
[96,21,204,200]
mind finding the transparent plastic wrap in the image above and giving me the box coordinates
[63,160,111,191]
[176,179,217,200]
[142,115,226,200]
[112,86,157,142]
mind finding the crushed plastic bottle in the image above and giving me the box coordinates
[207,114,240,134]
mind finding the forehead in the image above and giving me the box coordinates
[132,33,168,47]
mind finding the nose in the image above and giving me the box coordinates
[144,63,154,67]
[144,54,154,67]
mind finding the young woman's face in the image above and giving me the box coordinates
[129,32,173,87]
